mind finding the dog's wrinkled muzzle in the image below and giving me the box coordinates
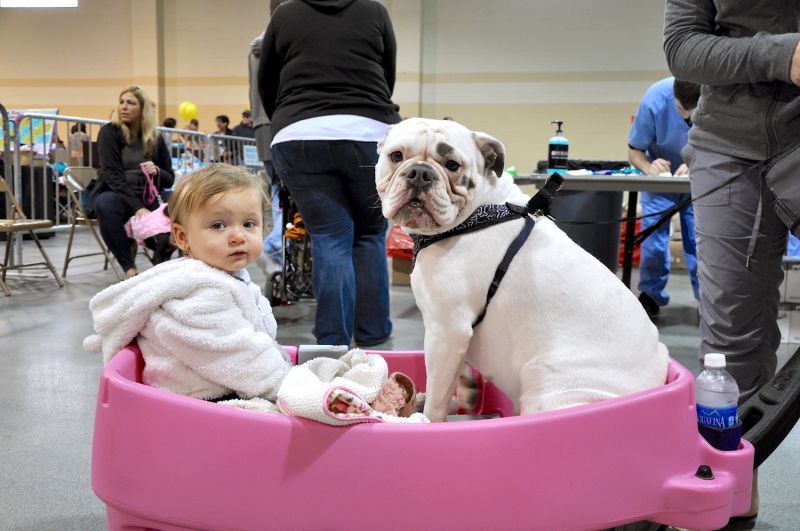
[405,164,437,194]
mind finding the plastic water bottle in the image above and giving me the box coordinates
[695,353,742,451]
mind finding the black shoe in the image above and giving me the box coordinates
[355,335,391,348]
[638,292,660,317]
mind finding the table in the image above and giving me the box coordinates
[514,173,691,288]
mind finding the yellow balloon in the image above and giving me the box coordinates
[178,101,198,122]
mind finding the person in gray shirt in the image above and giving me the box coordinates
[664,0,800,520]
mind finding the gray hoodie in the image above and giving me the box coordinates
[249,32,272,161]
[664,0,800,160]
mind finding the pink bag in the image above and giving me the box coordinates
[124,165,172,247]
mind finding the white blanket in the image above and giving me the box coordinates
[277,350,429,425]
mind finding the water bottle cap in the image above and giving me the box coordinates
[704,353,726,369]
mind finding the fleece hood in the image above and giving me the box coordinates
[250,32,264,57]
[300,0,357,14]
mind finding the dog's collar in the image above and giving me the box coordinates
[410,203,527,259]
[408,173,564,259]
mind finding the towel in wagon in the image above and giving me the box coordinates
[276,349,429,425]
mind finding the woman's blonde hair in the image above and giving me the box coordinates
[112,85,159,156]
[168,164,268,227]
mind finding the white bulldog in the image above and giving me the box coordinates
[376,118,669,422]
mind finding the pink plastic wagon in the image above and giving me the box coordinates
[93,344,760,531]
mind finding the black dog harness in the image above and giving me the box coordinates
[410,174,564,328]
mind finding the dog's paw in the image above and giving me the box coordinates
[415,367,483,416]
[454,368,482,411]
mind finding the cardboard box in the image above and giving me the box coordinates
[669,240,687,270]
[789,305,800,344]
[778,303,791,343]
[391,257,413,286]
[784,258,800,303]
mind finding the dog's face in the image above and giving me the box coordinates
[376,118,505,235]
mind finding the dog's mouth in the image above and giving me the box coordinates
[394,197,437,230]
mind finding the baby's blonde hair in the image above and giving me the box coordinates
[168,164,268,227]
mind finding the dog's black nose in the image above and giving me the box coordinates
[406,165,436,191]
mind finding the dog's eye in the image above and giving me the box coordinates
[445,160,460,172]
[390,151,403,163]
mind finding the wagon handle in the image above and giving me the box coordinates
[740,345,800,468]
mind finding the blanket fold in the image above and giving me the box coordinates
[277,349,429,425]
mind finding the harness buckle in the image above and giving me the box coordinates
[526,173,564,217]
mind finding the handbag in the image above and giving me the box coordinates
[124,165,172,247]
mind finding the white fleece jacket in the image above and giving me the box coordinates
[84,258,290,401]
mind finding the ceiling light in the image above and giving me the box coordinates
[0,0,78,7]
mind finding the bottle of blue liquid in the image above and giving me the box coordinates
[696,353,742,451]
[547,120,569,175]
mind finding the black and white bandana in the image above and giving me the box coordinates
[410,203,527,259]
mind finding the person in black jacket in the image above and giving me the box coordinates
[258,0,401,347]
[93,86,174,278]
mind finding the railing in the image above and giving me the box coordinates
[0,107,261,266]
[5,111,260,232]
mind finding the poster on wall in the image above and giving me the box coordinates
[0,108,59,154]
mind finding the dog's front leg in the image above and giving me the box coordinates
[422,322,473,422]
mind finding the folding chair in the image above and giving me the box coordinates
[62,167,124,281]
[0,175,64,296]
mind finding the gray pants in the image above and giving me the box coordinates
[683,144,782,402]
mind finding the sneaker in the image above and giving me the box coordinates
[638,292,660,317]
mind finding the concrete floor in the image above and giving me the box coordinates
[0,230,798,530]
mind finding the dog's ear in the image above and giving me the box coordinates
[377,125,394,154]
[473,132,505,179]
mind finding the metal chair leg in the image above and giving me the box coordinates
[2,233,12,284]
[1,235,12,295]
[62,220,78,278]
[30,230,64,287]
[87,220,124,281]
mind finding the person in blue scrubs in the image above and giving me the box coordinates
[628,77,701,317]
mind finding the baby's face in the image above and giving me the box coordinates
[174,188,264,273]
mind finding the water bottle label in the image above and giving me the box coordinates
[697,404,738,429]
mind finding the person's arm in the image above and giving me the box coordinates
[664,0,800,85]
[628,148,670,177]
[627,98,669,176]
[258,20,281,120]
[378,2,397,94]
[97,124,145,212]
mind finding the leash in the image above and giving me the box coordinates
[410,174,564,329]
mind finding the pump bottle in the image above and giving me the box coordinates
[547,120,569,175]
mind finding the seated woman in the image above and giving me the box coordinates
[91,85,175,278]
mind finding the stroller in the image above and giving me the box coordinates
[267,179,313,306]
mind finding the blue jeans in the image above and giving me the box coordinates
[271,140,391,346]
[637,191,700,305]
[94,190,138,271]
[262,161,283,263]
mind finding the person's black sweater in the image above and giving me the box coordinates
[258,0,401,139]
[95,122,174,213]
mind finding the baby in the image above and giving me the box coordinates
[84,164,290,402]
